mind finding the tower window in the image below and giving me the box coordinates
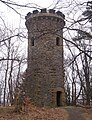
[31,37,34,46]
[56,37,60,46]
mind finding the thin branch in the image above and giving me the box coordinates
[0,58,20,62]
[65,27,92,38]
[0,33,26,43]
[68,52,83,66]
[0,0,41,9]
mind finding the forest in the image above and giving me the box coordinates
[0,0,92,119]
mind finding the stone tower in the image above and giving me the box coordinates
[25,9,65,107]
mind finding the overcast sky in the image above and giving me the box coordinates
[0,0,54,28]
[0,0,89,71]
[0,0,88,29]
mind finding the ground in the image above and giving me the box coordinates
[0,105,92,120]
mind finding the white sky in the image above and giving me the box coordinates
[0,0,88,29]
[0,0,54,28]
[0,0,89,72]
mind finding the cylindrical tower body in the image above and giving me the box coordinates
[25,9,65,107]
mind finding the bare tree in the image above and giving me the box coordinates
[0,0,92,107]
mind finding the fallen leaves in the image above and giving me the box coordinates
[82,107,92,120]
[0,105,68,120]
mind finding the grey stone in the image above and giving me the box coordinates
[25,9,66,107]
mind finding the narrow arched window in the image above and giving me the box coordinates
[56,37,60,46]
[31,37,34,46]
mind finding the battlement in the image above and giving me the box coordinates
[25,8,65,20]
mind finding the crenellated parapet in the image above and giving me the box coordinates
[25,8,65,20]
[25,8,65,31]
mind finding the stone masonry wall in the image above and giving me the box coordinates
[25,9,65,107]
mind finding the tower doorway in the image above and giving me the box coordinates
[56,91,62,106]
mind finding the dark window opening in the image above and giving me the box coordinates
[31,37,34,46]
[56,37,60,46]
[56,91,61,106]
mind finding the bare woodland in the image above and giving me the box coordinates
[0,0,92,111]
